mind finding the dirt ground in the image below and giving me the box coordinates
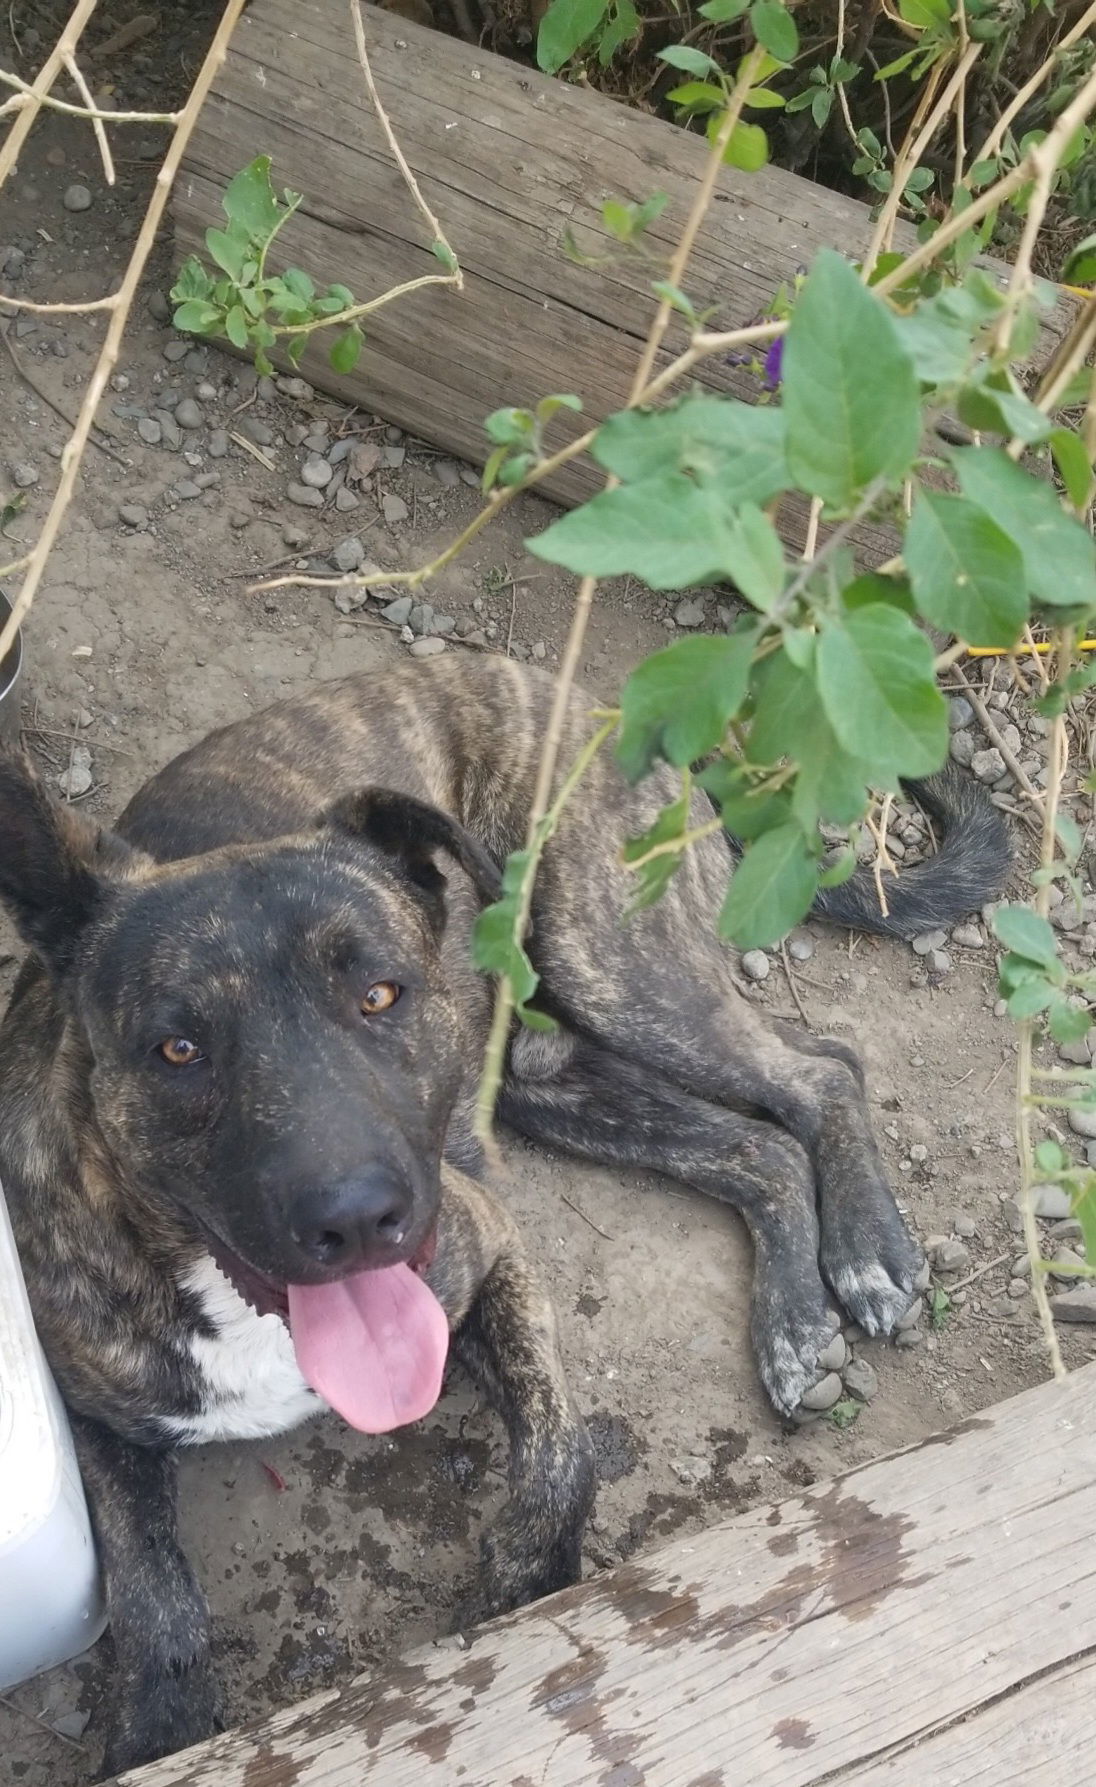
[2,6,1095,1781]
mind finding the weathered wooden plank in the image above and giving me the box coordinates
[174,0,935,554]
[114,1362,1096,1786]
[835,1653,1096,1785]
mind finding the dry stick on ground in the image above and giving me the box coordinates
[0,0,250,671]
[0,321,128,462]
[949,663,1043,805]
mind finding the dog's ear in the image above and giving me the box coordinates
[322,788,502,916]
[0,753,137,975]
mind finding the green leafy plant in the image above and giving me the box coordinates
[171,155,459,378]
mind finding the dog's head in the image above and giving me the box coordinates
[0,756,500,1307]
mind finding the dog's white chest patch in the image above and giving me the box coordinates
[163,1255,323,1445]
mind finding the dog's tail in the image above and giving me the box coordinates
[810,761,1011,939]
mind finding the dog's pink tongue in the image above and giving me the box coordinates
[287,1266,449,1433]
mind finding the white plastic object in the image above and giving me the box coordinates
[0,1177,106,1689]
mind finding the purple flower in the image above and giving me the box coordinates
[762,337,784,391]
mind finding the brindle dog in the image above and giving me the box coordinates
[0,655,1009,1773]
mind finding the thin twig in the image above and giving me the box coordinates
[1,322,128,464]
[780,941,812,1027]
[559,1192,614,1242]
[948,1249,1011,1293]
[0,1692,86,1753]
[0,0,99,183]
[0,66,180,128]
[0,0,250,671]
[950,663,1042,805]
[61,49,115,183]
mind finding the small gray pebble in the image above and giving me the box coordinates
[927,949,953,975]
[156,412,183,451]
[300,456,333,489]
[673,597,705,628]
[193,472,219,490]
[174,398,203,430]
[328,438,354,464]
[207,429,229,459]
[896,1327,923,1348]
[335,486,360,511]
[162,339,188,362]
[1032,1184,1072,1220]
[460,466,480,487]
[196,381,217,402]
[409,602,434,636]
[385,425,403,444]
[950,730,976,767]
[58,745,92,798]
[147,291,171,321]
[383,444,407,469]
[1050,1218,1083,1242]
[331,535,365,573]
[741,949,770,982]
[118,503,148,528]
[669,1454,712,1488]
[432,614,456,636]
[947,696,974,731]
[1049,1284,1096,1323]
[302,431,329,453]
[51,1711,90,1740]
[532,640,547,660]
[256,375,277,401]
[911,929,947,955]
[464,628,488,647]
[913,1259,931,1293]
[174,479,201,500]
[932,1238,970,1272]
[282,522,309,549]
[382,494,409,524]
[843,1358,878,1402]
[951,924,984,949]
[433,457,462,487]
[1007,1278,1028,1300]
[799,1372,842,1412]
[11,461,39,487]
[1068,1106,1096,1140]
[286,483,324,508]
[382,597,414,626]
[240,416,274,447]
[1059,1037,1093,1066]
[184,349,208,375]
[2,245,27,278]
[972,747,1006,783]
[817,1333,846,1373]
[137,417,161,445]
[277,375,313,401]
[409,636,446,657]
[63,183,92,212]
[787,934,814,962]
[953,1214,976,1239]
[895,1298,923,1332]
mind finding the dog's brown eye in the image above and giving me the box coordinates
[361,982,400,1016]
[159,1037,204,1066]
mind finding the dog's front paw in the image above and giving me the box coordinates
[822,1207,927,1339]
[98,1658,223,1779]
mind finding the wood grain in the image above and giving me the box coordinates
[114,1361,1096,1785]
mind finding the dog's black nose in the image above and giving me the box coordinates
[289,1170,412,1269]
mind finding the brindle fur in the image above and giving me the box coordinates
[0,655,1008,1773]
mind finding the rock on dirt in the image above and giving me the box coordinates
[741,950,770,982]
[1049,1285,1096,1323]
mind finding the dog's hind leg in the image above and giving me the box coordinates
[70,1415,222,1777]
[429,1169,596,1620]
[501,1029,842,1419]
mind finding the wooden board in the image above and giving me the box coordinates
[115,1361,1096,1785]
[173,0,948,554]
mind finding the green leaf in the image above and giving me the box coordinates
[471,850,552,1027]
[900,0,950,26]
[592,395,788,502]
[222,156,282,242]
[782,249,920,507]
[482,444,508,493]
[650,281,697,322]
[957,378,1053,444]
[714,118,770,171]
[205,223,250,281]
[172,299,222,335]
[719,822,819,949]
[1035,1140,1067,1175]
[528,473,757,587]
[283,267,315,302]
[1063,232,1096,287]
[667,81,726,113]
[875,48,917,80]
[700,760,793,840]
[953,448,1096,611]
[1056,811,1083,865]
[329,323,364,374]
[699,0,749,17]
[992,905,1059,970]
[1048,996,1091,1045]
[750,0,797,61]
[748,653,870,828]
[659,45,721,76]
[829,1398,862,1429]
[536,393,583,424]
[1006,977,1056,1020]
[722,503,785,611]
[1073,1175,1096,1272]
[842,571,915,615]
[598,0,640,64]
[171,255,214,302]
[536,0,609,71]
[485,407,535,447]
[905,489,1027,649]
[224,303,248,350]
[616,631,757,781]
[497,451,535,487]
[431,239,459,274]
[811,87,834,129]
[745,86,786,108]
[621,789,691,912]
[815,604,947,782]
[1050,429,1093,512]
